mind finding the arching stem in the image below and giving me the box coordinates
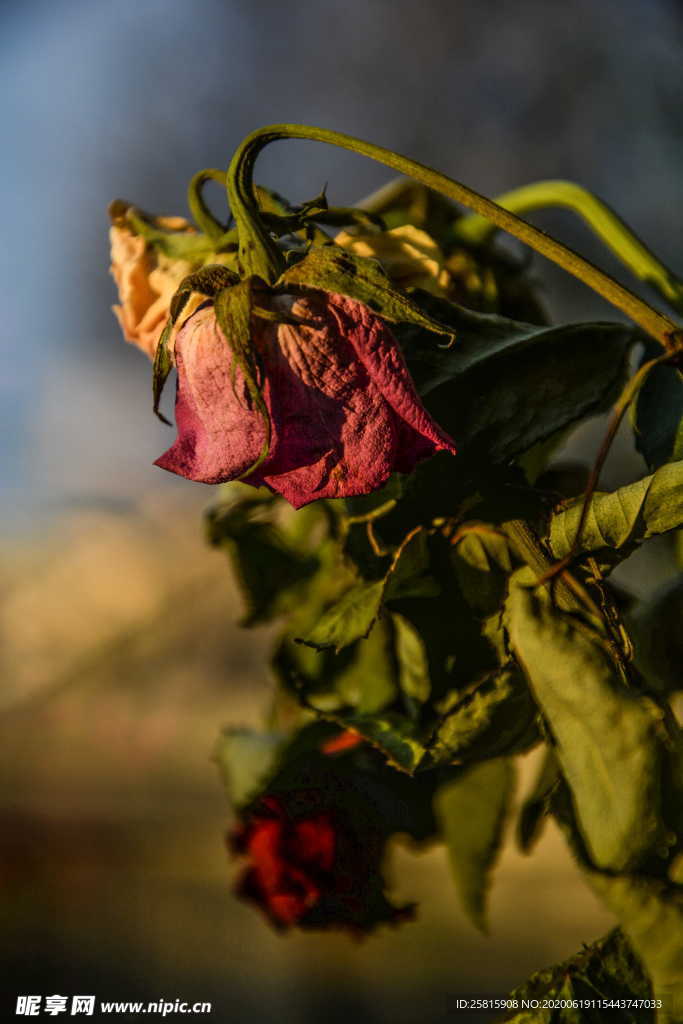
[187,168,231,241]
[454,180,683,316]
[225,124,680,350]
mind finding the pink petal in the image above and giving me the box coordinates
[243,294,401,507]
[154,305,267,483]
[324,292,457,470]
[247,293,456,506]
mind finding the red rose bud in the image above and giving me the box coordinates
[229,793,414,934]
[155,290,456,508]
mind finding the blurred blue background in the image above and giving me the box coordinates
[1,1,681,1022]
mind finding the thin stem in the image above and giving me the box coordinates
[454,180,683,316]
[187,168,230,241]
[225,125,679,349]
[535,349,676,587]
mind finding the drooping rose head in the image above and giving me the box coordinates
[109,204,205,359]
[154,289,456,508]
[229,792,413,933]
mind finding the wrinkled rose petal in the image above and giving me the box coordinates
[334,225,451,296]
[156,290,456,508]
[109,221,202,359]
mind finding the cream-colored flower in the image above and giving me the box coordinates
[109,216,204,361]
[333,224,451,297]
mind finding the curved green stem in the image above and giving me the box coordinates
[187,168,230,240]
[454,180,683,317]
[225,124,680,349]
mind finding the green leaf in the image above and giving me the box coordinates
[502,928,655,1024]
[396,293,632,464]
[280,245,455,341]
[450,525,516,615]
[507,576,668,871]
[298,527,437,652]
[334,617,398,713]
[548,460,683,559]
[434,758,513,932]
[426,667,538,767]
[312,708,426,774]
[275,613,398,714]
[516,747,560,854]
[633,340,683,471]
[390,612,431,704]
[398,297,621,395]
[297,579,385,653]
[212,727,283,808]
[584,873,683,1022]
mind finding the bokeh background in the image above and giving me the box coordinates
[1,0,681,1020]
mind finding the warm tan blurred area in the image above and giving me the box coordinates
[0,492,618,1022]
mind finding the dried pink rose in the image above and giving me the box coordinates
[154,290,456,508]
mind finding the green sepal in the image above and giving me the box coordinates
[152,322,173,424]
[171,265,240,312]
[279,245,456,342]
[213,279,272,478]
[119,204,219,262]
[309,206,385,231]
